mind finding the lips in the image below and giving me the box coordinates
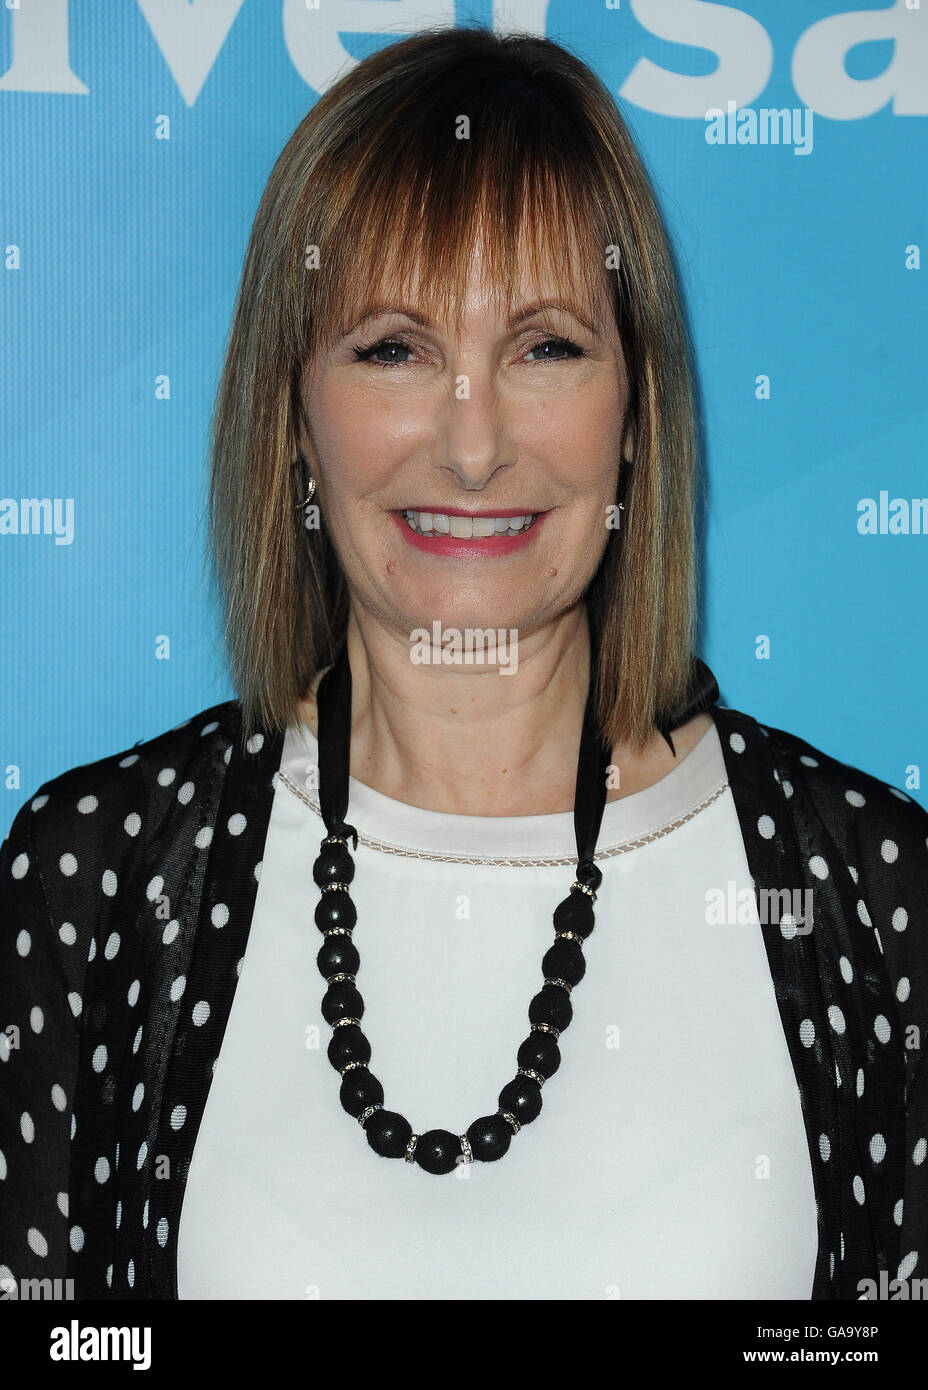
[389,508,549,557]
[401,509,538,538]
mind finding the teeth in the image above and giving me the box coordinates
[402,510,538,538]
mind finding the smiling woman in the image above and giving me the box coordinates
[1,23,926,1304]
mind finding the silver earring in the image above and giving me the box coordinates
[294,453,318,528]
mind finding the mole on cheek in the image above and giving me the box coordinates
[386,561,396,574]
[549,567,558,577]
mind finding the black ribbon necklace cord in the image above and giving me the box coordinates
[312,630,718,1174]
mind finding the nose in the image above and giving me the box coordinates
[432,378,517,492]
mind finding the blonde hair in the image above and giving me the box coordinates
[208,24,700,751]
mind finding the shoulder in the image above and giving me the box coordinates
[1,698,248,918]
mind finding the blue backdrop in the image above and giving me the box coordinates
[2,0,926,829]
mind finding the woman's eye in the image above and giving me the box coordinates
[351,337,415,367]
[525,337,586,362]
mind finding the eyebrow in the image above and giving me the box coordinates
[343,298,598,337]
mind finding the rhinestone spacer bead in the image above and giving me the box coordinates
[326,972,357,984]
[555,931,584,945]
[332,1016,361,1028]
[545,978,573,995]
[322,835,350,847]
[324,927,354,937]
[339,1061,367,1076]
[459,1134,473,1164]
[531,1022,560,1041]
[321,882,352,894]
[358,1103,383,1127]
[517,1067,545,1087]
[570,880,597,901]
[498,1109,521,1135]
[405,1134,419,1163]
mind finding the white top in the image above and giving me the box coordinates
[177,717,818,1299]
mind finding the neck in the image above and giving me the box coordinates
[307,605,597,817]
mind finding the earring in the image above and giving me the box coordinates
[294,452,318,528]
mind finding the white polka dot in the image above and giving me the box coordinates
[132,1083,144,1111]
[106,1265,113,1288]
[223,746,232,764]
[146,875,164,902]
[839,956,853,984]
[195,826,213,849]
[799,1019,815,1048]
[118,753,139,767]
[162,920,180,945]
[57,1192,67,1216]
[848,865,859,883]
[874,1014,891,1044]
[170,1104,187,1130]
[892,907,908,932]
[856,1068,864,1098]
[124,812,141,836]
[157,1216,170,1248]
[132,1025,143,1054]
[0,1035,9,1064]
[127,979,140,1007]
[781,779,793,799]
[873,926,884,956]
[69,1225,84,1252]
[142,1198,149,1229]
[101,869,117,897]
[780,915,797,941]
[809,856,829,880]
[157,767,176,786]
[0,1150,6,1180]
[31,794,49,811]
[211,903,229,929]
[128,1259,135,1288]
[757,814,775,840]
[87,938,96,962]
[799,755,819,767]
[828,1005,846,1035]
[92,1045,107,1074]
[27,1228,48,1258]
[913,1138,926,1166]
[889,786,911,802]
[228,813,247,835]
[137,1141,148,1170]
[177,781,195,805]
[236,958,244,976]
[869,1133,886,1164]
[192,1000,210,1027]
[58,923,77,946]
[94,1156,110,1184]
[844,789,866,807]
[51,1084,66,1111]
[200,720,219,736]
[68,992,82,1019]
[894,1199,903,1227]
[11,852,29,879]
[104,932,120,960]
[853,1175,865,1205]
[77,795,98,814]
[881,839,899,864]
[170,975,186,1002]
[253,861,262,882]
[20,1112,34,1143]
[59,853,77,876]
[247,734,264,754]
[819,1134,831,1161]
[857,900,872,927]
[897,1251,918,1281]
[15,930,31,957]
[897,977,911,1003]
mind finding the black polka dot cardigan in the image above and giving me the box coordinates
[1,688,926,1300]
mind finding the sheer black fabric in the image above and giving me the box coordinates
[1,674,926,1299]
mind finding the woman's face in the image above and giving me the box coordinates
[296,248,634,642]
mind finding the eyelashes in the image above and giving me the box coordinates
[350,335,588,368]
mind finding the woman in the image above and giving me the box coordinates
[1,26,925,1302]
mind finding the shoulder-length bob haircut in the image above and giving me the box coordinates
[209,24,701,752]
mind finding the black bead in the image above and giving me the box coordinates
[339,1066,384,1118]
[366,1108,412,1158]
[313,841,355,887]
[542,939,586,987]
[498,1075,542,1124]
[415,1129,462,1175]
[529,983,572,1031]
[466,1113,512,1162]
[552,891,594,939]
[326,1022,370,1070]
[321,979,364,1025]
[316,936,360,980]
[314,890,356,934]
[517,1030,561,1078]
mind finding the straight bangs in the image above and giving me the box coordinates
[209,26,698,750]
